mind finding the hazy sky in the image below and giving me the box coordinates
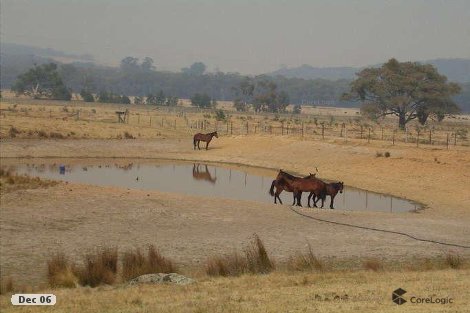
[2,0,470,74]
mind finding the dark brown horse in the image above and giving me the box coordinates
[269,170,315,205]
[193,131,218,150]
[279,175,326,207]
[312,182,344,209]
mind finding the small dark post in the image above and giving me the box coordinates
[301,122,304,138]
[321,122,325,139]
[281,122,284,135]
[392,130,395,145]
[230,122,233,135]
[226,121,229,134]
[138,114,140,124]
[161,117,164,127]
[446,133,449,149]
[381,127,384,140]
[174,119,176,129]
[149,116,152,126]
[416,129,420,147]
[360,125,363,139]
[429,129,432,145]
[246,122,249,134]
[368,128,371,143]
[454,132,457,146]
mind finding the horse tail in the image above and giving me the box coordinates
[269,180,276,196]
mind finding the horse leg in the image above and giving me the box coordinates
[197,141,201,150]
[313,193,318,207]
[295,191,302,207]
[321,196,325,208]
[206,141,209,150]
[275,190,283,204]
[307,192,313,207]
[330,195,335,209]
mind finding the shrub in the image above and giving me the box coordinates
[47,253,78,288]
[384,151,391,158]
[76,248,118,287]
[445,253,461,269]
[206,234,274,277]
[122,245,176,281]
[375,152,383,158]
[363,258,383,271]
[215,109,226,121]
[123,131,135,139]
[9,127,21,138]
[287,244,323,271]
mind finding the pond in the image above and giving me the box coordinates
[10,161,420,212]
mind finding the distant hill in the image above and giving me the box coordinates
[1,43,94,62]
[270,58,470,83]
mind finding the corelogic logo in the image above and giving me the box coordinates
[392,288,407,305]
[392,288,454,305]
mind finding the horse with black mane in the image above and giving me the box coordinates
[269,170,315,205]
[310,181,344,209]
[193,131,218,150]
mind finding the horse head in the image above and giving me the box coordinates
[213,131,218,138]
[337,181,344,193]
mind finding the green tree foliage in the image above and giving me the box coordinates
[253,80,289,113]
[146,91,178,106]
[182,62,206,76]
[191,93,212,108]
[120,57,139,71]
[11,63,71,100]
[141,57,155,71]
[97,91,131,104]
[80,89,95,102]
[293,104,302,114]
[343,58,461,129]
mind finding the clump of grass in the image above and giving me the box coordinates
[287,244,323,271]
[384,151,391,158]
[375,152,383,157]
[47,253,78,288]
[445,252,461,269]
[9,127,21,138]
[122,245,176,281]
[123,131,135,139]
[76,248,118,287]
[0,277,14,294]
[206,234,274,277]
[49,132,65,139]
[37,130,49,138]
[363,258,383,271]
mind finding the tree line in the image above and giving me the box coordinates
[9,57,467,129]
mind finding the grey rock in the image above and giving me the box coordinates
[128,273,194,286]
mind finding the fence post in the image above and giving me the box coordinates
[381,127,384,140]
[281,122,284,135]
[368,128,371,143]
[174,119,176,130]
[150,116,152,126]
[301,122,304,138]
[392,130,395,145]
[246,122,249,134]
[230,122,233,135]
[416,129,420,147]
[429,129,432,145]
[138,114,140,124]
[321,123,325,140]
[454,132,457,146]
[446,133,449,150]
[360,125,363,139]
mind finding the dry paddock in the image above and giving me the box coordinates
[1,137,469,287]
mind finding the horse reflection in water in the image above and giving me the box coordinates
[192,164,217,184]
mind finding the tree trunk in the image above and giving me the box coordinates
[398,112,406,130]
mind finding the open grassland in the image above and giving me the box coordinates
[1,269,469,313]
[1,96,469,312]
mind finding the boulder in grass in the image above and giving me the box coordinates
[128,273,194,285]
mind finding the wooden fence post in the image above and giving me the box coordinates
[321,123,325,140]
[416,129,420,147]
[368,128,371,143]
[429,129,432,145]
[454,132,457,146]
[446,133,449,150]
[392,130,395,145]
[360,125,363,139]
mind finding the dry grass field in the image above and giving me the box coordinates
[1,95,469,312]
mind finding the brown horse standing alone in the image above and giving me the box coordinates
[193,131,218,150]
